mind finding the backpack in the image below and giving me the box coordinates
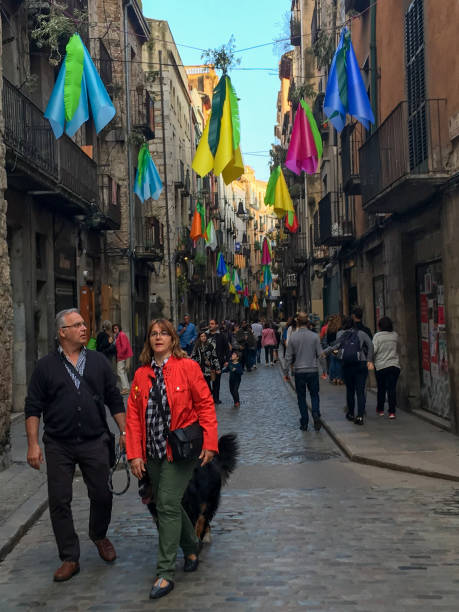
[340,330,361,363]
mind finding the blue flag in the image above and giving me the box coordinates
[45,35,116,139]
[134,151,163,202]
[324,27,375,133]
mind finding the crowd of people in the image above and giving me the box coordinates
[283,307,401,430]
[23,305,400,600]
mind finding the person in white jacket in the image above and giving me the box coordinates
[373,317,400,419]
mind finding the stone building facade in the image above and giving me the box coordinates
[0,11,13,469]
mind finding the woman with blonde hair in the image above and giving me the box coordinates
[126,319,218,601]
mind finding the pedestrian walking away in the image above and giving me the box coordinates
[251,319,263,364]
[324,316,374,425]
[191,330,221,391]
[24,308,126,582]
[261,322,277,366]
[96,320,117,362]
[126,318,218,601]
[207,319,230,404]
[112,323,133,395]
[177,314,197,355]
[326,314,344,384]
[352,306,373,339]
[223,350,244,407]
[373,316,401,418]
[283,312,322,432]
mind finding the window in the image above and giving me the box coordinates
[405,0,427,170]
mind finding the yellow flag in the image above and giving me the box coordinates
[273,168,294,219]
[192,80,244,186]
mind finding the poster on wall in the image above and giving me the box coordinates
[420,293,429,339]
[271,274,280,298]
[421,339,430,371]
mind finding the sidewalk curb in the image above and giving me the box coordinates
[0,482,49,562]
[279,361,459,483]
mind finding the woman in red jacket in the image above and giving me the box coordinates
[126,318,218,601]
[112,323,133,394]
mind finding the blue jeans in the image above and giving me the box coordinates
[294,371,320,427]
[329,355,343,381]
[343,363,368,418]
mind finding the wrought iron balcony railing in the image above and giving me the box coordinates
[3,77,97,208]
[341,123,361,194]
[359,99,448,213]
[131,87,155,140]
[318,192,355,246]
[97,174,121,229]
[135,216,164,260]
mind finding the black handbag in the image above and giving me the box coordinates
[151,376,203,461]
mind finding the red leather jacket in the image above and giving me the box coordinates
[126,355,218,462]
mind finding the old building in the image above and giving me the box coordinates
[0,8,13,469]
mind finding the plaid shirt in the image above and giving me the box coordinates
[146,357,171,459]
[58,346,87,389]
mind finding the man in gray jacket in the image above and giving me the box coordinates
[284,312,322,431]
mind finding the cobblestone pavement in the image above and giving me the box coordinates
[1,364,459,611]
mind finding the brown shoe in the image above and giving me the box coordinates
[53,561,80,582]
[94,537,116,562]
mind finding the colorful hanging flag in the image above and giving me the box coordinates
[216,252,228,277]
[233,293,240,304]
[190,201,206,242]
[134,143,163,202]
[205,220,218,251]
[264,166,295,219]
[250,294,259,311]
[45,34,116,139]
[192,75,244,185]
[284,211,299,233]
[324,27,375,132]
[261,237,272,265]
[262,297,267,308]
[243,296,249,308]
[285,99,323,175]
[232,269,242,292]
[262,265,272,288]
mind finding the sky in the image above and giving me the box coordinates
[142,0,292,182]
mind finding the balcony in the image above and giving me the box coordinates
[359,99,449,213]
[292,232,309,263]
[131,87,155,140]
[341,123,361,194]
[28,1,89,47]
[318,192,355,246]
[97,174,121,229]
[3,77,97,212]
[176,226,194,259]
[313,93,328,137]
[135,216,164,260]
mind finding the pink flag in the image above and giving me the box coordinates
[261,237,272,265]
[285,103,319,175]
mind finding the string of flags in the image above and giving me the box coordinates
[42,27,374,305]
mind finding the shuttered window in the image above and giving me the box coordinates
[405,0,427,171]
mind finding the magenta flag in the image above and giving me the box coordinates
[261,237,272,265]
[285,101,322,175]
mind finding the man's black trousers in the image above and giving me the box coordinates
[212,372,222,402]
[44,432,113,561]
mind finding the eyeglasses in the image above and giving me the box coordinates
[61,321,87,329]
[150,330,171,338]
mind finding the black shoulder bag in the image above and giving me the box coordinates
[59,353,117,468]
[149,376,203,461]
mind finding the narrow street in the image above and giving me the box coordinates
[1,363,459,611]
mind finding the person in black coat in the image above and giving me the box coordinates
[207,319,230,403]
[96,320,117,361]
[25,308,125,582]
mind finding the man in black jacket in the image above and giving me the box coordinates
[25,308,126,582]
[207,319,229,404]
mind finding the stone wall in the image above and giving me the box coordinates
[0,15,13,469]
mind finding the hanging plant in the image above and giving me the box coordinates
[193,252,207,269]
[30,2,89,66]
[177,273,189,300]
[201,35,241,74]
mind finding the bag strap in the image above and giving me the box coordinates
[108,445,130,495]
[59,351,109,431]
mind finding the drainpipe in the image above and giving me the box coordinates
[159,50,174,321]
[124,1,136,351]
[370,0,378,128]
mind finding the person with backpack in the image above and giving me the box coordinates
[323,316,374,425]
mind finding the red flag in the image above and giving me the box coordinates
[285,211,298,233]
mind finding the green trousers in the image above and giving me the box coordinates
[146,457,199,581]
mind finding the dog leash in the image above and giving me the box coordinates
[108,444,131,495]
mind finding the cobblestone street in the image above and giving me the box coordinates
[1,364,459,611]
